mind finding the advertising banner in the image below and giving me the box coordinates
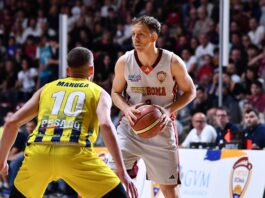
[94,148,265,198]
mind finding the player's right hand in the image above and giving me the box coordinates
[124,103,143,126]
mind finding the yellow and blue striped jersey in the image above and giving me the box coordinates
[28,77,102,147]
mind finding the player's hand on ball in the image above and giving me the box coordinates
[153,105,170,133]
[124,103,144,126]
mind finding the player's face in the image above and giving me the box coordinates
[132,23,154,51]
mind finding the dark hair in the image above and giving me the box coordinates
[196,85,205,92]
[216,107,230,115]
[132,15,161,34]
[251,80,263,89]
[49,35,58,42]
[67,47,93,68]
[245,108,259,117]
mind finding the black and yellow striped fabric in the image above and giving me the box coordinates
[28,77,102,147]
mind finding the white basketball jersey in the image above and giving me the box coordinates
[124,49,177,107]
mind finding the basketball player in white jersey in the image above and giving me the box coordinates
[111,16,196,198]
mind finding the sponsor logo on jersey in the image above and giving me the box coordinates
[128,74,141,82]
[157,71,166,83]
[57,81,89,88]
[141,66,153,75]
[131,86,166,96]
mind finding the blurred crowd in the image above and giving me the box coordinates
[0,0,265,196]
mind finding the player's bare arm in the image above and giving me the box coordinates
[111,55,141,126]
[167,54,196,114]
[0,88,42,175]
[97,88,138,198]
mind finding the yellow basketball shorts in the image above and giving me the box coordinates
[14,144,120,198]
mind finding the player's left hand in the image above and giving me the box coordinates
[0,160,9,176]
[153,105,170,133]
[117,170,138,198]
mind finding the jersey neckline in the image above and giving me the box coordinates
[134,48,163,70]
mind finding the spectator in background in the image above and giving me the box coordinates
[11,20,25,45]
[190,37,199,55]
[241,67,259,95]
[259,0,265,27]
[16,59,38,102]
[193,6,213,37]
[195,34,215,67]
[248,46,265,81]
[243,108,265,149]
[95,53,113,83]
[206,107,217,127]
[13,47,24,69]
[159,24,176,51]
[231,3,250,34]
[114,22,132,47]
[230,21,240,34]
[47,5,59,33]
[185,7,197,34]
[200,0,214,17]
[221,82,242,124]
[242,34,251,49]
[215,107,242,147]
[0,60,17,105]
[196,54,214,83]
[6,37,17,57]
[36,36,52,88]
[206,21,218,45]
[181,112,217,148]
[226,63,241,83]
[24,36,37,60]
[248,17,265,47]
[246,44,259,65]
[46,36,59,83]
[247,80,265,113]
[102,7,119,33]
[230,47,247,75]
[21,18,41,44]
[93,31,120,59]
[181,48,197,78]
[191,85,215,115]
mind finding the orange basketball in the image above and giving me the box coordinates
[132,105,163,138]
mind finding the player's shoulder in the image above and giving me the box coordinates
[161,48,173,55]
[160,48,179,60]
[169,51,185,66]
[88,80,103,91]
[121,49,135,60]
[115,50,134,67]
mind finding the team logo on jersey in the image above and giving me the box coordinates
[157,71,166,83]
[128,74,141,82]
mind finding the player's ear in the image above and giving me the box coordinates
[66,67,71,77]
[151,32,158,42]
[88,66,94,81]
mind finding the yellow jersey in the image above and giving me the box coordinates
[28,77,102,147]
